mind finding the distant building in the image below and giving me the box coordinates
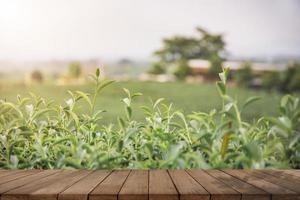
[188,59,287,75]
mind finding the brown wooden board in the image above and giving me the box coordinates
[223,169,299,200]
[248,170,300,193]
[206,170,269,200]
[0,170,59,194]
[168,170,210,200]
[89,170,130,200]
[2,170,81,200]
[0,169,299,200]
[58,170,111,200]
[149,170,178,200]
[119,170,148,200]
[0,170,41,185]
[187,169,240,200]
[0,170,22,179]
[263,169,300,180]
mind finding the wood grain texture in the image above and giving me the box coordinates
[206,170,269,200]
[0,169,299,200]
[119,170,148,200]
[58,170,111,200]
[0,170,59,194]
[89,170,130,200]
[248,170,300,193]
[0,170,41,185]
[262,169,300,180]
[2,170,79,200]
[149,170,178,200]
[168,170,210,200]
[187,169,240,200]
[223,170,299,200]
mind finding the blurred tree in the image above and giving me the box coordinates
[173,59,191,80]
[208,54,224,77]
[68,62,82,78]
[234,62,253,87]
[280,63,300,92]
[151,27,225,79]
[262,71,281,91]
[148,62,166,74]
[30,70,43,83]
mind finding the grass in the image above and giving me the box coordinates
[0,80,287,124]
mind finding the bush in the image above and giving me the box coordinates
[0,68,299,169]
[208,54,223,78]
[261,71,281,91]
[68,62,82,78]
[148,62,166,75]
[173,59,191,80]
[286,63,300,92]
[234,62,253,87]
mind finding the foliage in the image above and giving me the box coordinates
[148,62,166,75]
[68,62,82,78]
[262,71,281,91]
[208,54,223,78]
[172,59,191,80]
[281,63,300,92]
[0,68,299,169]
[234,62,253,87]
[151,26,225,79]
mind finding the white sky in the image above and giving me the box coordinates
[0,0,300,61]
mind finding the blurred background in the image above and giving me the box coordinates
[0,0,300,123]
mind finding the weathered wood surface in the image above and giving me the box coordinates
[0,169,299,200]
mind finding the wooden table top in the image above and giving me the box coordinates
[0,169,299,200]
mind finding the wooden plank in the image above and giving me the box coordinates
[168,170,209,200]
[246,170,300,193]
[2,170,81,200]
[27,170,91,200]
[206,170,269,200]
[263,169,300,180]
[0,170,59,194]
[223,170,299,200]
[89,170,130,200]
[119,170,148,200]
[0,170,40,185]
[149,170,178,200]
[0,170,20,178]
[187,169,240,200]
[58,170,111,200]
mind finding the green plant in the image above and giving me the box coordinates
[68,62,82,78]
[0,68,299,169]
[234,62,253,87]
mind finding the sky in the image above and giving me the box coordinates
[0,0,300,61]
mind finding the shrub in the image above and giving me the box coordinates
[261,71,281,91]
[234,62,253,87]
[208,54,223,78]
[0,68,299,169]
[173,59,191,80]
[68,62,82,78]
[148,62,166,75]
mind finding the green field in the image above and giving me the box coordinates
[0,80,289,124]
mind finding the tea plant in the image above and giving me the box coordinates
[0,68,299,169]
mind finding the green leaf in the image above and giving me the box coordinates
[153,98,164,108]
[75,91,92,108]
[216,81,226,95]
[97,80,115,93]
[242,96,261,111]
